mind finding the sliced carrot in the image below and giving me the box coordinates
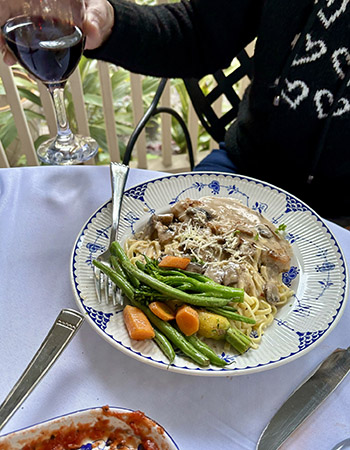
[123,305,155,340]
[149,301,176,321]
[158,255,191,270]
[175,305,199,336]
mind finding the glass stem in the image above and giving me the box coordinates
[48,84,75,147]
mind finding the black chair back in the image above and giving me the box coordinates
[123,47,253,169]
[183,48,253,143]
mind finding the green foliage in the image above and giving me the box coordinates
[0,67,50,165]
[0,110,18,149]
[0,56,208,166]
[171,78,210,154]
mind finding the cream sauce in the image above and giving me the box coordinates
[171,197,292,273]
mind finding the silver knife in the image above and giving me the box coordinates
[256,346,350,450]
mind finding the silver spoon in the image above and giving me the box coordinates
[332,439,350,450]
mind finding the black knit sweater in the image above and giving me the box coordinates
[85,0,350,219]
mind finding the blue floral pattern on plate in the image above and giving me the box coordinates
[71,172,348,376]
[0,406,179,449]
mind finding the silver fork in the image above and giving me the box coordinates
[94,162,129,305]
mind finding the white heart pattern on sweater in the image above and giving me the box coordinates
[314,90,350,118]
[292,33,327,66]
[331,47,350,79]
[333,97,350,116]
[281,79,310,109]
[317,0,349,29]
[314,89,333,118]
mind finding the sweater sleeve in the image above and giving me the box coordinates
[84,0,262,79]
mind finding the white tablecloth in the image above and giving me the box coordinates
[0,166,349,450]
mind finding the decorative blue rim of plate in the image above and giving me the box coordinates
[71,172,348,376]
[0,405,179,449]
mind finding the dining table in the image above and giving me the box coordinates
[0,165,349,450]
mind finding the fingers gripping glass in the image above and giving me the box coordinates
[1,0,98,165]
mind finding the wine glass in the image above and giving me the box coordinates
[1,0,98,165]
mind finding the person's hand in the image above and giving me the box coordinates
[0,36,16,66]
[84,0,115,50]
[0,0,114,67]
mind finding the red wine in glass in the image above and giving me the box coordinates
[3,16,84,86]
[2,8,98,165]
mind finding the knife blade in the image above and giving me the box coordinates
[256,346,350,450]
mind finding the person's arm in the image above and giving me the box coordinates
[84,0,262,79]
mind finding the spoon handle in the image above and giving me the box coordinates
[332,438,350,450]
[0,309,84,432]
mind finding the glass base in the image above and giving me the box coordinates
[37,134,99,165]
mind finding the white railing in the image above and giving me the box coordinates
[0,55,208,171]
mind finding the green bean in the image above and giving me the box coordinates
[158,274,243,300]
[135,260,146,271]
[153,329,176,364]
[130,298,210,367]
[147,263,244,301]
[150,265,208,282]
[185,334,229,367]
[110,255,127,278]
[225,327,251,354]
[93,260,135,300]
[111,242,232,307]
[166,282,196,292]
[207,307,256,324]
[134,290,167,303]
[175,269,210,283]
[152,268,188,278]
[156,276,190,285]
[111,246,140,288]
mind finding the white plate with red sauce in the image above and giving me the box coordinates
[71,172,348,376]
[0,405,179,450]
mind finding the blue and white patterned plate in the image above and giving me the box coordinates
[71,172,348,376]
[0,406,179,449]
